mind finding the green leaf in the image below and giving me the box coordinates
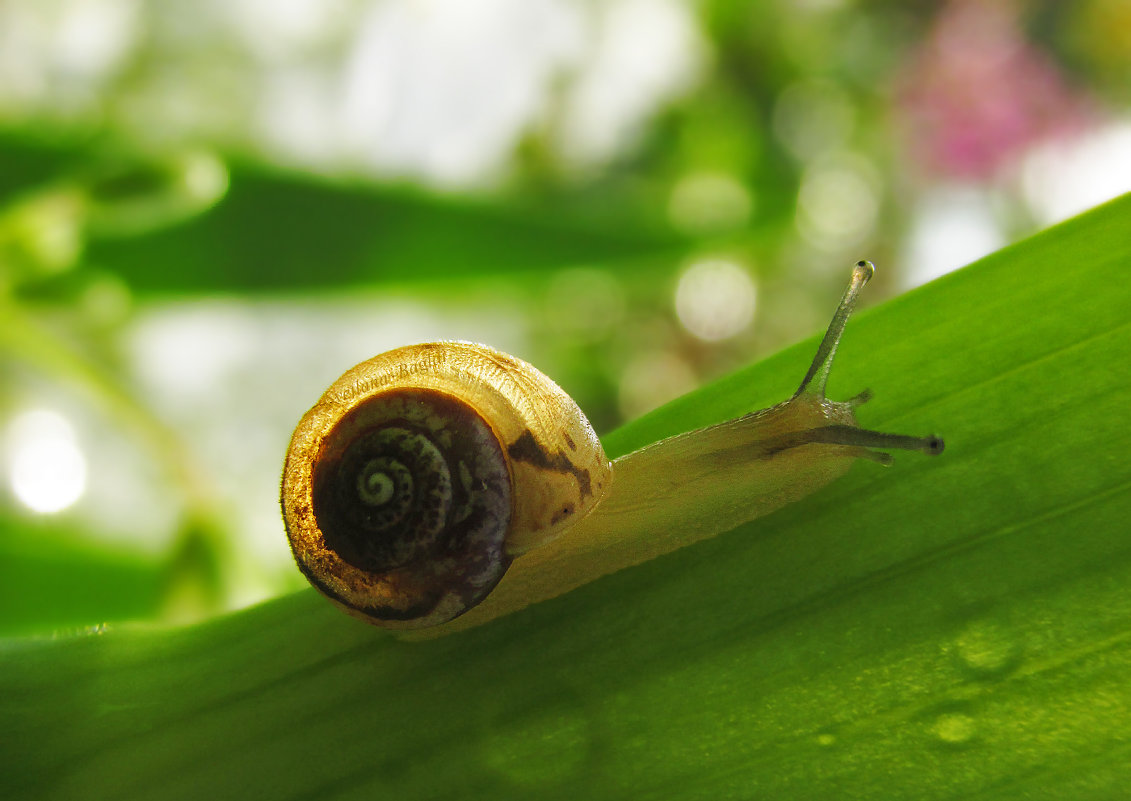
[2,194,1129,800]
[0,134,689,294]
[85,167,690,292]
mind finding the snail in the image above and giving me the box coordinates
[281,261,943,635]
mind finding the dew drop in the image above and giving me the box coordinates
[954,619,1020,678]
[933,712,976,745]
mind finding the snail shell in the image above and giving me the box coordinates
[281,342,611,629]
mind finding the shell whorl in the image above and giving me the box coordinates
[306,388,512,624]
[281,341,613,629]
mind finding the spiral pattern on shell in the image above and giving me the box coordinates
[307,388,513,623]
[282,341,613,629]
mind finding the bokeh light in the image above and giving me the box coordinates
[667,171,753,235]
[618,350,697,420]
[772,79,855,162]
[901,186,1005,288]
[795,154,880,250]
[675,258,757,343]
[6,409,87,515]
[1020,118,1131,224]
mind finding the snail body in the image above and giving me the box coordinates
[282,261,943,635]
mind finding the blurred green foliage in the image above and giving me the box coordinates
[0,3,1130,795]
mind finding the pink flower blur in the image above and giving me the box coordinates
[897,0,1093,179]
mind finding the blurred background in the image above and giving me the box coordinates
[1,0,1129,634]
